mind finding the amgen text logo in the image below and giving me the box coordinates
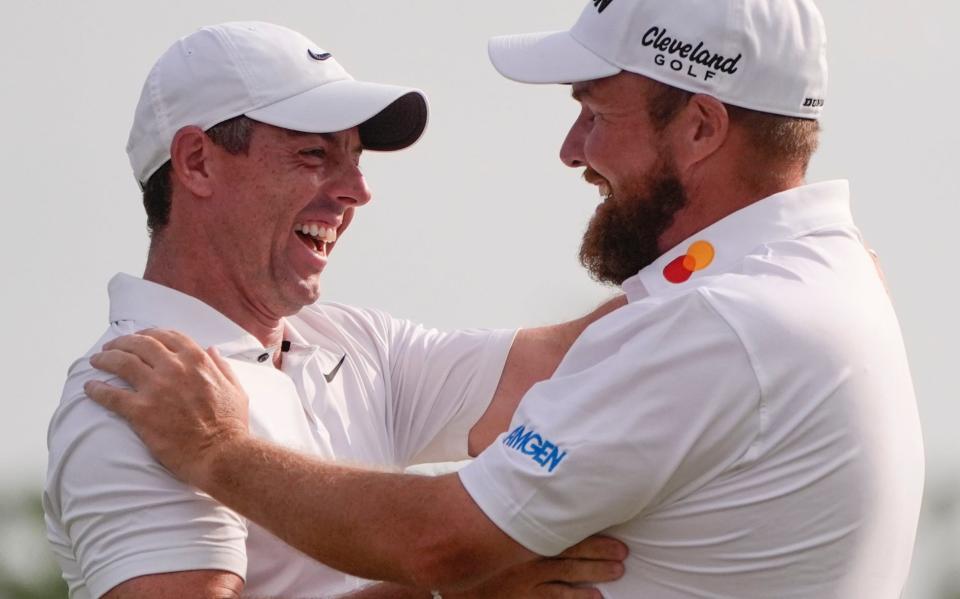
[503,424,568,473]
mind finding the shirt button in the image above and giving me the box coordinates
[257,353,269,363]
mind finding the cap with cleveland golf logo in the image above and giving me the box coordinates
[128,21,429,185]
[487,0,828,119]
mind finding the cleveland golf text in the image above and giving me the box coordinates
[643,26,742,82]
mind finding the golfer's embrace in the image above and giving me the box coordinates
[86,1,924,598]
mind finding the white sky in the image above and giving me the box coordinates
[1,0,957,591]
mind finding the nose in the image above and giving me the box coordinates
[331,162,372,208]
[560,109,589,168]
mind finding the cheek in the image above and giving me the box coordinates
[339,207,356,236]
[583,129,619,173]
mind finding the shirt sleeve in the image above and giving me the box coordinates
[45,365,248,598]
[377,313,516,465]
[458,291,761,556]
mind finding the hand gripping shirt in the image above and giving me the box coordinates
[44,274,514,598]
[459,181,924,598]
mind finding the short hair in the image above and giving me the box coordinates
[725,105,820,174]
[141,115,256,236]
[644,80,820,178]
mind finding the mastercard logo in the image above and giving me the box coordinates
[663,240,715,284]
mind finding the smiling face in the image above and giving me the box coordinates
[560,73,689,285]
[205,122,370,316]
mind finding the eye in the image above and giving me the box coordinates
[300,148,327,161]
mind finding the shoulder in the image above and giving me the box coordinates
[48,328,128,458]
[46,327,181,513]
[697,234,886,357]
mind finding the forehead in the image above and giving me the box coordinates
[571,73,652,104]
[253,122,362,150]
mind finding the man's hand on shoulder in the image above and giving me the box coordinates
[84,328,251,488]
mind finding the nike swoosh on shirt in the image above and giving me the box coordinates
[324,354,347,383]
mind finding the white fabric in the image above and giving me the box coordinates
[44,274,514,598]
[127,21,427,183]
[487,0,828,119]
[459,181,924,598]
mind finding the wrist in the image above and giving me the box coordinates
[192,429,252,492]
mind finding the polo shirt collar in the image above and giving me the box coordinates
[107,273,275,360]
[622,180,855,301]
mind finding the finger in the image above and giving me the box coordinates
[532,583,602,599]
[207,346,242,387]
[89,349,154,390]
[84,380,140,420]
[102,333,172,368]
[535,557,625,585]
[556,536,628,561]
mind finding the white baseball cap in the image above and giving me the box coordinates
[128,21,429,185]
[488,0,828,119]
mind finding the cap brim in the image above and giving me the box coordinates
[246,79,428,151]
[488,30,620,84]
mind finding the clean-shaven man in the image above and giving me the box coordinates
[45,21,626,599]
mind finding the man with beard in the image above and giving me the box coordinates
[86,1,925,597]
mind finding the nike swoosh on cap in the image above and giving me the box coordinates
[307,49,333,61]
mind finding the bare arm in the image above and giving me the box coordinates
[468,295,626,454]
[193,436,534,590]
[102,570,243,599]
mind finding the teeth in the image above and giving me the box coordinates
[296,223,338,243]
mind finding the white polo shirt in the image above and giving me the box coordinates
[459,181,925,598]
[44,274,514,598]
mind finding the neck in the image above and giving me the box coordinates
[660,169,805,253]
[144,234,285,350]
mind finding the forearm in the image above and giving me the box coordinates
[197,436,533,590]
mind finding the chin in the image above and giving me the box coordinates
[297,278,323,306]
[276,278,323,315]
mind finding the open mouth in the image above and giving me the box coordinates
[582,169,612,199]
[294,222,337,257]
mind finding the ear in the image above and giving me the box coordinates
[669,94,729,170]
[169,126,216,198]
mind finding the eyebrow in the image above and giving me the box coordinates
[283,130,336,142]
[285,130,363,154]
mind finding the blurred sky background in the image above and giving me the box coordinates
[1,0,957,596]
